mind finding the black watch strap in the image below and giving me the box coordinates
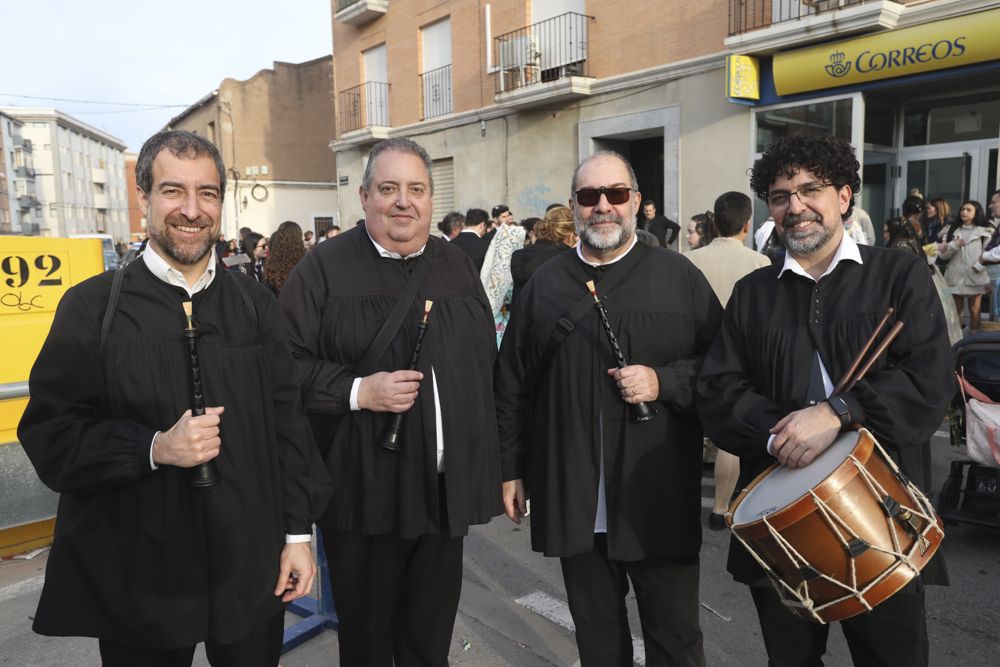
[826,396,851,429]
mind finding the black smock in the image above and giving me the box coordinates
[494,244,723,560]
[17,260,332,648]
[696,244,953,584]
[278,226,503,538]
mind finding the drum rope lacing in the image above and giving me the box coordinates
[731,434,943,624]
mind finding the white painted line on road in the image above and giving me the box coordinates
[515,590,646,666]
[0,574,44,603]
[934,429,949,439]
[702,497,714,509]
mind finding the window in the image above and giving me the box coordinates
[313,216,335,236]
[755,98,852,153]
[904,94,1000,147]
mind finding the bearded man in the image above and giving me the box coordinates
[18,130,331,667]
[494,151,721,666]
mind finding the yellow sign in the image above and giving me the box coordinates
[727,55,760,100]
[773,8,1000,96]
[1,237,103,438]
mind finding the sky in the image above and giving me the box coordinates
[1,1,334,152]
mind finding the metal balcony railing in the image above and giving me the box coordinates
[338,81,390,134]
[494,12,592,94]
[729,0,884,36]
[336,0,360,10]
[420,64,452,120]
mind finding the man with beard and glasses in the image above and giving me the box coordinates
[495,151,721,666]
[697,133,952,666]
[17,130,331,667]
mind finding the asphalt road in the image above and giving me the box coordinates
[2,427,998,666]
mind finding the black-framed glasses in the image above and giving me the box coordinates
[574,186,633,207]
[767,182,833,211]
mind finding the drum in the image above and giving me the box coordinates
[728,428,944,624]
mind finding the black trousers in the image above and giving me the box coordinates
[750,579,928,667]
[98,609,284,667]
[559,534,705,667]
[318,476,464,667]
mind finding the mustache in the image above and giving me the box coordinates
[782,213,822,229]
[585,213,625,227]
[165,214,211,228]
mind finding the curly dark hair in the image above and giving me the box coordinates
[750,133,861,221]
[264,220,306,292]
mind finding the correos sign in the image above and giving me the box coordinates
[773,9,997,96]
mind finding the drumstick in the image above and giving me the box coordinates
[841,321,905,394]
[833,307,894,395]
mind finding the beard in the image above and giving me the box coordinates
[148,214,216,266]
[575,211,635,252]
[778,212,835,256]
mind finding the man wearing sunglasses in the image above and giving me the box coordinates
[496,151,721,666]
[697,133,952,666]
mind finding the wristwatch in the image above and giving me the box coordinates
[826,396,852,429]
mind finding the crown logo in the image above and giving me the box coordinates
[825,50,852,78]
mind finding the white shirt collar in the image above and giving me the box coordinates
[576,235,639,267]
[142,243,217,297]
[365,228,427,260]
[777,232,862,282]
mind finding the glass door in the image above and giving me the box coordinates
[861,150,895,243]
[899,143,996,217]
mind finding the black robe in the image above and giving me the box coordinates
[696,244,953,584]
[278,226,502,538]
[510,239,568,308]
[17,261,332,648]
[494,245,723,560]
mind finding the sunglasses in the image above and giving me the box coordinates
[574,186,633,207]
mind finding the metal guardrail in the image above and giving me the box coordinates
[494,12,591,94]
[420,64,453,119]
[0,382,29,400]
[729,0,878,36]
[338,81,390,134]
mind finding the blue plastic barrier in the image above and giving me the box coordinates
[281,529,339,653]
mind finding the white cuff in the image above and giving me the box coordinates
[150,432,160,471]
[766,433,777,456]
[285,534,312,544]
[350,377,362,411]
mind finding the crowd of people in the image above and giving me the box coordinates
[15,128,992,667]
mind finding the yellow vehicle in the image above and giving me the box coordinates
[0,236,104,556]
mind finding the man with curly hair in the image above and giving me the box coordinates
[697,133,952,666]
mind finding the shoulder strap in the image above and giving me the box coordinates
[354,253,434,376]
[543,242,650,357]
[100,265,127,347]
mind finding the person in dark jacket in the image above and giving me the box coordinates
[509,205,576,307]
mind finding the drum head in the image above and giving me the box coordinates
[732,431,861,525]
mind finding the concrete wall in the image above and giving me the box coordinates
[221,181,338,240]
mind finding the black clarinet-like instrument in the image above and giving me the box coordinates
[381,300,434,451]
[586,280,658,423]
[182,301,221,487]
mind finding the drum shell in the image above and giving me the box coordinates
[729,430,943,623]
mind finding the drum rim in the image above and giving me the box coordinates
[728,429,875,534]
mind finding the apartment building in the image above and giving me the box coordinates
[726,0,1000,237]
[331,0,743,248]
[330,0,1000,248]
[124,152,144,240]
[0,112,41,234]
[0,107,129,242]
[166,56,338,239]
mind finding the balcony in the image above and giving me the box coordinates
[17,195,39,209]
[335,0,388,26]
[420,65,452,120]
[337,81,390,143]
[92,167,108,184]
[493,12,594,108]
[727,1,905,53]
[15,165,35,179]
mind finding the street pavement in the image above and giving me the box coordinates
[2,425,998,666]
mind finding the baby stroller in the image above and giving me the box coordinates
[937,331,1000,528]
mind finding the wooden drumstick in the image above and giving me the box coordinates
[833,307,894,396]
[842,321,905,394]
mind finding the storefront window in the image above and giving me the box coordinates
[755,98,852,153]
[904,95,1000,146]
[864,99,895,147]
